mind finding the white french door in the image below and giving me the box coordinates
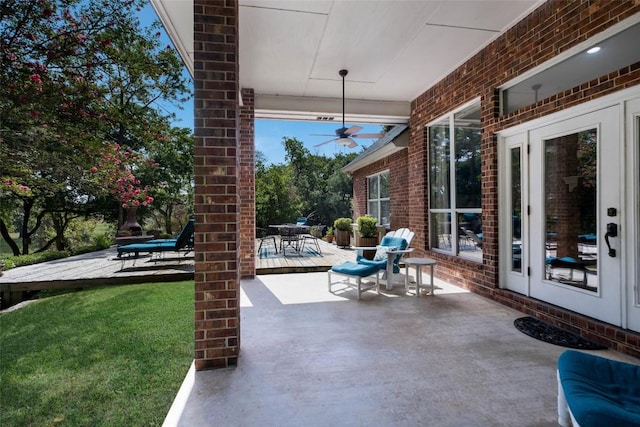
[502,105,628,327]
[625,98,640,332]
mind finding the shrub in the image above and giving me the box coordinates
[356,215,378,238]
[93,233,114,249]
[333,218,353,231]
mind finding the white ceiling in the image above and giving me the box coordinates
[152,0,542,124]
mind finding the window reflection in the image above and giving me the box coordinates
[428,101,482,262]
[544,129,598,291]
[511,147,522,272]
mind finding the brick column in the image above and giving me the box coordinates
[239,88,255,278]
[193,0,240,370]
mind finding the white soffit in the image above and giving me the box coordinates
[151,0,543,123]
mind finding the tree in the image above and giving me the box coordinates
[254,138,357,230]
[0,0,191,254]
[145,126,194,235]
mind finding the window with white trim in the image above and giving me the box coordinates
[367,171,390,226]
[428,100,482,261]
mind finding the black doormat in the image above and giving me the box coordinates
[514,316,606,350]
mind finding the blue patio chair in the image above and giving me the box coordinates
[328,232,413,298]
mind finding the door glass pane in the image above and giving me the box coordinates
[429,122,450,209]
[511,147,522,273]
[544,129,598,291]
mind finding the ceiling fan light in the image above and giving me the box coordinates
[337,137,355,146]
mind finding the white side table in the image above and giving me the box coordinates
[386,249,413,290]
[404,257,436,296]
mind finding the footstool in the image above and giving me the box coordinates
[328,262,380,300]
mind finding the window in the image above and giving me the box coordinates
[501,21,640,115]
[428,100,482,261]
[368,171,390,226]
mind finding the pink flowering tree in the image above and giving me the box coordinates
[91,142,157,211]
[0,0,190,255]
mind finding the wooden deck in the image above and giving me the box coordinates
[0,238,358,308]
[255,238,356,274]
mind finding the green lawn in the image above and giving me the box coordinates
[0,281,194,427]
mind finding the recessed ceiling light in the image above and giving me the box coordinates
[587,46,601,54]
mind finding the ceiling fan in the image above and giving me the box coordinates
[313,69,384,149]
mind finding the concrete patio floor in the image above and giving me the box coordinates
[164,271,639,427]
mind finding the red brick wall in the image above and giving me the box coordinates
[239,88,255,278]
[351,149,409,230]
[193,0,240,370]
[407,1,640,356]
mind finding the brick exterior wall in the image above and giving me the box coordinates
[239,88,255,278]
[418,1,640,357]
[351,150,409,230]
[354,1,640,357]
[193,0,240,370]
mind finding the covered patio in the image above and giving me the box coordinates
[147,0,640,371]
[163,271,637,426]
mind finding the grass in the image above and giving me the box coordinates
[0,281,194,427]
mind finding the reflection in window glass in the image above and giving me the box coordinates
[544,129,598,291]
[428,101,482,261]
[511,147,522,273]
[379,173,389,198]
[430,212,451,251]
[454,109,481,208]
[367,171,390,226]
[429,122,450,210]
[368,176,379,199]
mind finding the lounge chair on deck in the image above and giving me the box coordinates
[117,219,194,265]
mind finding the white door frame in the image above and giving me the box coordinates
[498,86,640,331]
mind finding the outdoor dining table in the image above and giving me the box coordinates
[269,224,310,254]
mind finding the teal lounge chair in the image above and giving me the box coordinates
[328,229,414,298]
[117,219,194,265]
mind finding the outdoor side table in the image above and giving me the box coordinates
[404,257,436,296]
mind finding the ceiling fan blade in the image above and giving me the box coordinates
[344,125,362,135]
[352,133,384,139]
[310,133,336,137]
[313,138,339,147]
[347,140,358,148]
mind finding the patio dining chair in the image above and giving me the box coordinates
[257,227,278,256]
[300,225,325,255]
[279,225,304,256]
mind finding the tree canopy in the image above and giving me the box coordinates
[0,0,192,255]
[255,137,358,230]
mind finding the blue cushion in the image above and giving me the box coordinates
[380,236,408,251]
[117,242,176,254]
[558,350,640,427]
[357,257,388,269]
[357,236,408,273]
[331,262,379,277]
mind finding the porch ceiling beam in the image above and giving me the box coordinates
[253,94,410,124]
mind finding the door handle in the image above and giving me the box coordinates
[604,222,617,257]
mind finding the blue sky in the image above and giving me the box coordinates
[140,4,383,165]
